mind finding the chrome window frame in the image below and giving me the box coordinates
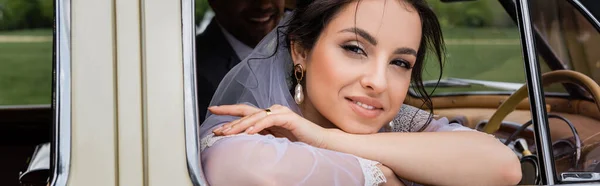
[182,0,208,185]
[569,0,600,32]
[516,0,556,184]
[50,0,72,185]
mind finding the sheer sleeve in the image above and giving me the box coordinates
[422,117,476,132]
[382,104,476,133]
[200,134,386,186]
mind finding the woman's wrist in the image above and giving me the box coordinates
[321,128,351,151]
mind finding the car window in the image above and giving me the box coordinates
[532,0,600,85]
[531,0,600,174]
[0,0,53,105]
[0,0,54,185]
[417,0,559,96]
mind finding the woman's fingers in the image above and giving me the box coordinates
[211,104,294,136]
[243,114,278,135]
[217,109,271,135]
[208,104,261,117]
[245,113,295,135]
[212,116,244,134]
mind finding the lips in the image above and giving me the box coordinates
[247,11,276,23]
[346,96,384,109]
[345,96,384,118]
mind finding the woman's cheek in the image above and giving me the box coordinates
[387,73,411,110]
[306,47,341,100]
[313,47,351,86]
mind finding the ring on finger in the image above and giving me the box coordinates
[265,108,272,116]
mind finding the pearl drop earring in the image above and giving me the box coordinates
[294,64,305,104]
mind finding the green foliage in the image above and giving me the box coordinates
[0,0,53,30]
[37,0,53,24]
[428,0,515,28]
[195,0,211,25]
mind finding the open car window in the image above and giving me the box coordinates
[0,0,54,185]
[414,0,564,96]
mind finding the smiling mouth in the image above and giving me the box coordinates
[345,98,383,110]
[248,11,277,24]
[353,100,376,110]
[249,15,272,23]
[345,98,384,118]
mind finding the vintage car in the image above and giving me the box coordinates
[1,0,599,185]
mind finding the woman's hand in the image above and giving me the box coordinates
[208,104,329,148]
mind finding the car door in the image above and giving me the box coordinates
[51,0,195,185]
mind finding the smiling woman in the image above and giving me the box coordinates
[198,0,521,185]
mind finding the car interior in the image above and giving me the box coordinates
[0,106,51,186]
[401,0,600,184]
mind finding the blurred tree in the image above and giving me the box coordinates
[0,0,52,30]
[37,0,53,25]
[195,0,210,26]
[428,0,515,28]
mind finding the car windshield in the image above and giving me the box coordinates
[416,0,559,96]
[531,0,600,175]
[532,0,600,85]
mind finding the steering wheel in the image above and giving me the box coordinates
[483,70,600,134]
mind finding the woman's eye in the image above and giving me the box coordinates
[391,59,412,69]
[341,44,367,56]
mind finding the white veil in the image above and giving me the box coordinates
[199,15,301,138]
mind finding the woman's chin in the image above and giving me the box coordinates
[336,122,384,134]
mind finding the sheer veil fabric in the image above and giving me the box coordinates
[199,14,474,186]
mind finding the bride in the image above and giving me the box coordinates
[199,0,522,185]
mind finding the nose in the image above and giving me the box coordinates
[256,0,274,9]
[359,60,388,95]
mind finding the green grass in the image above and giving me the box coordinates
[0,42,53,105]
[423,45,525,82]
[441,27,520,39]
[0,29,53,36]
[419,27,533,95]
[421,43,527,94]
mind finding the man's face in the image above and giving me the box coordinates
[210,0,285,47]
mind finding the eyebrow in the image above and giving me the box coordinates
[339,27,377,45]
[394,47,417,57]
[339,27,418,57]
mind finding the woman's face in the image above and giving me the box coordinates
[292,0,422,134]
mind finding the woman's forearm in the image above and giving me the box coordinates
[203,134,386,185]
[323,130,522,185]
